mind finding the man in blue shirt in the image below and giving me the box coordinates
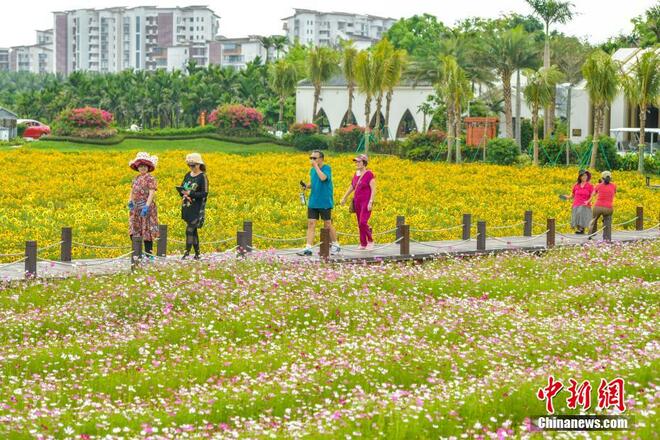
[300,150,340,256]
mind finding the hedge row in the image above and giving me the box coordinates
[41,133,293,146]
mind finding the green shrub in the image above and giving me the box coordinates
[119,126,216,136]
[331,125,364,152]
[463,147,484,162]
[486,138,518,165]
[42,133,292,146]
[371,139,402,156]
[17,123,27,138]
[538,138,576,165]
[617,151,660,174]
[293,134,330,151]
[521,118,543,152]
[515,153,532,167]
[400,130,446,161]
[576,136,618,171]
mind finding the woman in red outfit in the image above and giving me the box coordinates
[340,154,377,250]
[128,152,159,257]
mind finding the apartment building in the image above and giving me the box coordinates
[0,49,9,71]
[282,8,395,48]
[9,44,52,74]
[217,35,274,70]
[53,6,220,74]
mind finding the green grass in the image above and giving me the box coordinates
[20,137,294,154]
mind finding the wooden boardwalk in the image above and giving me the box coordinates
[1,228,657,282]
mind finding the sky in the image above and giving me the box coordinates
[0,0,655,48]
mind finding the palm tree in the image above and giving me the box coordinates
[371,40,392,138]
[259,36,274,63]
[582,50,619,169]
[341,41,358,127]
[437,56,472,163]
[621,49,660,173]
[307,46,338,124]
[523,66,564,165]
[482,25,539,139]
[269,59,298,128]
[354,50,379,154]
[272,35,289,59]
[526,0,575,138]
[417,101,436,132]
[383,48,408,138]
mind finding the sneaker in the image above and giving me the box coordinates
[181,251,190,260]
[331,244,341,254]
[193,254,201,260]
[365,242,375,251]
[298,248,313,256]
[357,245,368,251]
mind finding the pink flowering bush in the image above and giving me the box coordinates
[209,104,264,136]
[332,125,365,152]
[53,107,117,138]
[290,122,318,136]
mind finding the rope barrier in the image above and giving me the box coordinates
[488,222,526,231]
[0,257,27,269]
[253,234,307,242]
[0,251,25,258]
[72,241,131,250]
[487,230,549,245]
[409,224,464,234]
[409,238,472,251]
[615,223,660,233]
[612,217,638,227]
[36,241,64,253]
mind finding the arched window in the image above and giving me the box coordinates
[340,110,358,127]
[396,109,418,139]
[315,108,331,134]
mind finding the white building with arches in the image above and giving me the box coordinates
[296,76,434,139]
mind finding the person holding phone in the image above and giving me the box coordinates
[300,150,340,256]
[178,153,209,259]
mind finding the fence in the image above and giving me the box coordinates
[1,206,657,280]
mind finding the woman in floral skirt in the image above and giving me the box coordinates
[128,152,159,258]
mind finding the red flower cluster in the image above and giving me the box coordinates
[336,124,365,134]
[290,122,319,136]
[61,107,114,128]
[208,104,263,130]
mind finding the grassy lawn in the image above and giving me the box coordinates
[19,137,294,154]
[0,240,657,438]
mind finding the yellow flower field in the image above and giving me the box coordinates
[0,149,657,260]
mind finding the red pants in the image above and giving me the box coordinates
[354,201,373,247]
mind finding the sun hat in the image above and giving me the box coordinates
[601,170,612,179]
[353,154,369,163]
[578,169,592,181]
[185,153,205,165]
[129,152,158,172]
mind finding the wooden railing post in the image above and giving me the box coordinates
[61,227,72,262]
[546,218,556,248]
[237,231,246,256]
[524,210,533,237]
[243,220,253,253]
[157,224,168,257]
[636,207,643,231]
[476,221,486,251]
[396,216,405,241]
[462,213,472,240]
[25,241,37,278]
[319,228,330,260]
[131,236,143,271]
[399,224,410,256]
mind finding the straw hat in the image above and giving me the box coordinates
[185,153,205,165]
[601,170,612,179]
[353,154,369,163]
[129,152,158,172]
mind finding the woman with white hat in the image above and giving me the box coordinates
[588,170,616,239]
[128,152,160,258]
[178,153,209,259]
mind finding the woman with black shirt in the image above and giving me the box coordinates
[178,153,209,259]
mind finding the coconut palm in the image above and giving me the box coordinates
[354,50,382,154]
[272,35,289,60]
[383,48,408,138]
[371,40,393,138]
[523,66,564,165]
[582,50,619,169]
[526,0,575,137]
[307,46,338,125]
[439,56,472,163]
[269,59,298,128]
[259,36,274,63]
[341,41,358,127]
[620,49,660,173]
[481,25,539,140]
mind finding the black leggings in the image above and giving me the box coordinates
[130,236,153,256]
[185,221,200,255]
